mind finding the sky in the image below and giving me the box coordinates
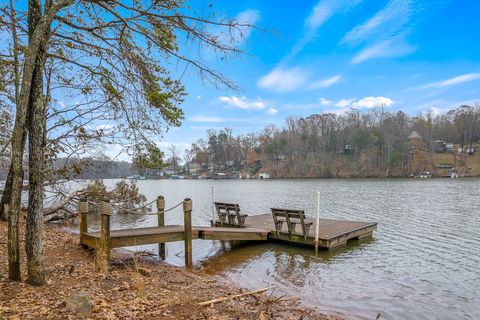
[158,0,480,155]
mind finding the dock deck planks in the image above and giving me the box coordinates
[82,225,269,249]
[216,213,377,249]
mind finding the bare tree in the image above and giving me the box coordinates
[0,0,257,284]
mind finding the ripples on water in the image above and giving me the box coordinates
[87,179,480,319]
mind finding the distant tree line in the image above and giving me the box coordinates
[186,105,480,178]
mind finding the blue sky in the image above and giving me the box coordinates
[143,1,480,155]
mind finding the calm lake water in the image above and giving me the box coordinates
[85,178,479,319]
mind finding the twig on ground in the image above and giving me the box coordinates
[198,286,274,307]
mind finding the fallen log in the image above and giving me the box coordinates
[198,287,273,307]
[44,189,86,217]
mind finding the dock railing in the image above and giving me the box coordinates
[78,196,194,269]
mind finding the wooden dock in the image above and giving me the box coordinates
[81,225,269,249]
[78,196,377,268]
[214,214,377,250]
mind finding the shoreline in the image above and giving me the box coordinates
[0,219,341,319]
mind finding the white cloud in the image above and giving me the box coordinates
[266,107,278,115]
[197,95,202,99]
[335,96,394,108]
[257,67,309,92]
[419,73,480,89]
[351,38,416,64]
[352,96,394,108]
[190,115,256,123]
[219,96,266,110]
[203,9,260,60]
[308,75,342,89]
[335,99,354,108]
[342,0,414,46]
[232,9,261,44]
[319,98,331,106]
[189,116,225,123]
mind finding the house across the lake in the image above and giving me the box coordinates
[258,172,270,179]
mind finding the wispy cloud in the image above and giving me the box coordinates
[308,74,342,89]
[287,0,362,60]
[319,98,331,106]
[189,115,256,123]
[189,116,225,123]
[351,38,416,64]
[219,96,266,110]
[202,9,260,60]
[343,0,429,64]
[232,9,261,44]
[418,73,480,89]
[335,96,394,108]
[306,0,360,30]
[342,0,415,46]
[266,107,278,115]
[335,99,354,108]
[257,67,309,92]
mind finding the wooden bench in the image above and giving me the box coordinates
[215,202,248,227]
[271,208,313,240]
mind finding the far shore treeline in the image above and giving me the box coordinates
[2,105,477,180]
[185,104,480,178]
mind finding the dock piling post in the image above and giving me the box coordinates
[99,200,112,269]
[315,191,320,255]
[211,185,215,226]
[183,198,193,268]
[78,196,89,248]
[156,195,166,260]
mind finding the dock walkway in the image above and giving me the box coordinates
[81,225,269,249]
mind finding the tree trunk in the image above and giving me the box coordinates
[0,0,20,223]
[7,129,25,281]
[26,59,47,286]
[0,169,13,221]
[25,0,49,286]
[5,0,54,281]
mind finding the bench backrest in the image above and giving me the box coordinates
[271,208,309,237]
[215,202,243,226]
[271,208,306,221]
[215,202,240,214]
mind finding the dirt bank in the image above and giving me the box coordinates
[0,220,342,319]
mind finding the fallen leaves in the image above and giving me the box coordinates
[0,220,337,319]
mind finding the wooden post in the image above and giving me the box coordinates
[78,196,89,248]
[211,185,215,226]
[100,201,112,267]
[315,191,320,255]
[156,195,166,260]
[183,198,193,268]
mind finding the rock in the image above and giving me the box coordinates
[64,291,92,317]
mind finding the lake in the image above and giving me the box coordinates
[85,178,479,319]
